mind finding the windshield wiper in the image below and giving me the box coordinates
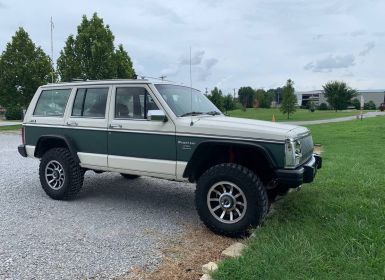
[205,111,221,116]
[180,111,204,117]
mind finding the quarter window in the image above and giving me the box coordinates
[72,88,109,118]
[33,89,71,117]
[115,87,159,119]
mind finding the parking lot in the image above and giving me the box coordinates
[0,132,201,279]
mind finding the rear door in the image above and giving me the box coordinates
[107,84,176,178]
[64,86,111,168]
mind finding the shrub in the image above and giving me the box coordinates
[364,100,376,110]
[351,98,360,110]
[318,103,329,110]
[5,106,23,120]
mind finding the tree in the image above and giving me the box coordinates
[238,87,255,109]
[207,87,224,111]
[351,98,360,110]
[322,81,357,111]
[223,94,236,112]
[267,87,283,105]
[0,27,53,108]
[280,79,297,119]
[255,89,273,108]
[57,13,136,81]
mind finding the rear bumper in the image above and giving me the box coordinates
[18,144,27,157]
[275,154,322,188]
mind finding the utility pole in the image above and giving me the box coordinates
[233,88,236,99]
[50,17,54,83]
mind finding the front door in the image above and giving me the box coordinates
[107,84,176,178]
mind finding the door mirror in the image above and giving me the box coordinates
[147,110,167,122]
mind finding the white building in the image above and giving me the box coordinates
[295,89,385,108]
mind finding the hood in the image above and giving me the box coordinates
[176,115,309,142]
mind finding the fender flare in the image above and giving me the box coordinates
[34,135,80,163]
[183,140,277,179]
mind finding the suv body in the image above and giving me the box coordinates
[18,80,321,236]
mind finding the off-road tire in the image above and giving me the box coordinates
[39,148,84,200]
[195,163,268,237]
[120,173,140,179]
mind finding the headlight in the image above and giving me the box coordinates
[285,139,302,168]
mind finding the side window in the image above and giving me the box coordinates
[33,89,71,117]
[115,87,159,119]
[71,88,109,118]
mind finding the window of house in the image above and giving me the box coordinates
[71,88,109,118]
[115,87,159,119]
[33,89,71,117]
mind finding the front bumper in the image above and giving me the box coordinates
[18,144,27,157]
[275,154,322,188]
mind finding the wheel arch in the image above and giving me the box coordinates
[34,135,79,163]
[183,140,278,182]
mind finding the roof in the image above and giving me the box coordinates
[40,79,150,88]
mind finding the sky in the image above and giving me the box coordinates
[0,0,384,94]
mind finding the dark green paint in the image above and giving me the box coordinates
[25,126,108,154]
[25,126,285,168]
[108,131,176,160]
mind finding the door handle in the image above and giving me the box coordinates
[67,121,78,126]
[109,124,122,129]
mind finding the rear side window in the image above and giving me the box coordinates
[72,88,109,118]
[33,89,71,117]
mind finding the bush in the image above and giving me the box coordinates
[351,98,360,110]
[364,100,376,110]
[318,103,329,110]
[5,106,23,120]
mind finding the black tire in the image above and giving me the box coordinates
[39,148,84,200]
[195,163,268,237]
[120,173,140,179]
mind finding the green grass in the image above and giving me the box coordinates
[227,108,370,122]
[213,116,385,280]
[0,124,22,131]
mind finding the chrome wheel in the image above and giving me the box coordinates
[45,160,65,190]
[207,181,247,224]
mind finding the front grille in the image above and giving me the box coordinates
[300,134,314,164]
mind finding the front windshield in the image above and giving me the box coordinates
[155,84,221,117]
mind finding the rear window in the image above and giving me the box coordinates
[71,88,109,118]
[33,89,71,117]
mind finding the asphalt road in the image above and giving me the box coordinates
[0,133,200,279]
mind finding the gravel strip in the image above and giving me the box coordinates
[0,133,201,279]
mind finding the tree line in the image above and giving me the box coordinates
[0,13,136,117]
[206,79,297,118]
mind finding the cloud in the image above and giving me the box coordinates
[359,42,375,56]
[140,1,184,24]
[194,58,218,81]
[161,50,218,82]
[374,31,385,37]
[180,50,205,65]
[304,54,355,72]
[0,2,6,8]
[350,30,366,37]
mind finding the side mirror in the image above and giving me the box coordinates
[147,110,167,122]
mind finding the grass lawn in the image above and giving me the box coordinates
[213,116,385,280]
[227,108,369,122]
[0,124,22,131]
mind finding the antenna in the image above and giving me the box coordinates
[190,46,193,126]
[50,17,54,83]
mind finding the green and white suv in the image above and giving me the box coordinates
[18,80,322,236]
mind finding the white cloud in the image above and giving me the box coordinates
[304,54,355,72]
[359,42,375,56]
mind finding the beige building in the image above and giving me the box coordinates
[295,89,385,108]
